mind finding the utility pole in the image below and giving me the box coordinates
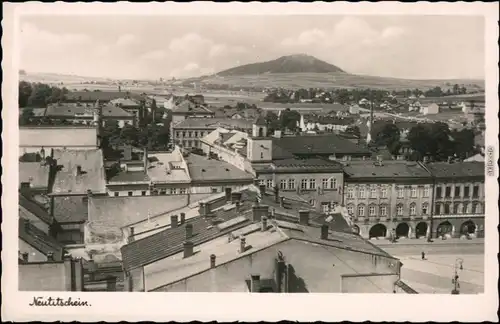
[451,258,463,294]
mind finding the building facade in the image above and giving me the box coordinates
[343,160,434,240]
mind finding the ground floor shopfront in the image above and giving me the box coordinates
[353,214,485,240]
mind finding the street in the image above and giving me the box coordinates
[376,240,484,294]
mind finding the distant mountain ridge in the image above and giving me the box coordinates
[216,54,346,76]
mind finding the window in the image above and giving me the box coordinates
[380,187,388,198]
[472,185,479,198]
[176,131,181,138]
[266,179,273,189]
[259,179,265,186]
[180,188,187,194]
[380,205,387,217]
[347,205,354,216]
[309,199,316,207]
[370,186,377,199]
[188,131,192,137]
[445,186,451,198]
[194,131,198,137]
[465,203,471,214]
[397,187,404,198]
[462,203,468,214]
[410,203,416,215]
[359,187,366,199]
[322,178,329,189]
[128,191,133,197]
[357,205,365,217]
[309,179,316,190]
[369,205,376,217]
[444,203,450,214]
[422,203,428,215]
[474,203,481,214]
[141,191,146,196]
[301,179,308,190]
[435,203,441,215]
[329,178,337,189]
[170,188,178,195]
[182,132,186,137]
[160,189,166,195]
[410,187,418,198]
[187,140,192,147]
[321,202,330,213]
[396,204,404,216]
[211,187,218,193]
[453,203,460,214]
[436,187,442,198]
[287,179,295,190]
[463,186,470,198]
[114,192,119,197]
[347,188,354,199]
[423,186,430,198]
[454,186,461,197]
[280,179,287,190]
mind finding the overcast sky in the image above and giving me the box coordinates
[19,15,485,80]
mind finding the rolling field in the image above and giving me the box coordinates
[198,72,485,91]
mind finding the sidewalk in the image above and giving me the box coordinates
[371,237,484,247]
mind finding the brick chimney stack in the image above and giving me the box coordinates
[183,241,194,258]
[299,210,310,226]
[261,216,268,231]
[180,213,186,224]
[185,223,193,239]
[239,237,246,253]
[321,224,329,240]
[210,254,216,268]
[171,215,178,228]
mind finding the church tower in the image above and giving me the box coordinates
[94,99,103,147]
[247,116,273,162]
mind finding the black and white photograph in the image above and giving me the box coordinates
[2,2,498,322]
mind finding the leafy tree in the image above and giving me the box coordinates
[345,125,361,138]
[19,108,34,125]
[451,128,476,159]
[375,124,400,147]
[407,123,454,161]
[19,81,33,108]
[280,109,301,132]
[265,111,280,134]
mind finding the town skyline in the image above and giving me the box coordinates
[20,15,485,80]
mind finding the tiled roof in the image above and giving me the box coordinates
[19,192,53,225]
[272,134,371,158]
[45,103,134,118]
[185,154,254,183]
[88,194,193,231]
[108,171,150,183]
[20,127,97,149]
[254,115,267,126]
[343,161,432,179]
[19,162,50,189]
[172,118,253,130]
[19,107,47,117]
[19,218,64,260]
[65,91,143,102]
[52,149,106,194]
[110,98,141,107]
[52,195,89,223]
[121,186,326,271]
[271,158,344,172]
[425,161,484,178]
[171,100,214,114]
[304,115,355,125]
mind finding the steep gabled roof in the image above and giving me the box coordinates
[19,218,64,260]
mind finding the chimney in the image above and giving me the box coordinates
[143,147,149,172]
[235,201,241,213]
[299,210,310,226]
[321,224,329,240]
[183,241,194,258]
[280,196,285,208]
[199,202,209,217]
[274,186,279,203]
[210,254,216,268]
[261,216,268,231]
[171,215,178,228]
[76,165,82,176]
[250,274,261,293]
[22,252,29,262]
[87,189,93,199]
[180,213,186,224]
[259,184,266,196]
[63,254,73,291]
[40,147,46,160]
[252,205,269,222]
[273,130,282,138]
[185,223,193,239]
[225,187,232,203]
[47,251,54,261]
[128,227,135,243]
[423,156,429,164]
[239,237,246,253]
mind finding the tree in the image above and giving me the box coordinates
[19,108,34,125]
[452,84,460,95]
[407,123,454,161]
[265,111,280,134]
[335,89,350,105]
[280,109,301,132]
[375,124,400,152]
[345,125,361,138]
[407,125,430,160]
[19,81,33,108]
[451,129,476,159]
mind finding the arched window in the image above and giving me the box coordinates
[368,205,377,217]
[357,204,365,217]
[396,203,404,216]
[409,203,417,215]
[473,202,481,214]
[463,202,470,214]
[258,127,263,137]
[453,203,461,214]
[379,204,388,217]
